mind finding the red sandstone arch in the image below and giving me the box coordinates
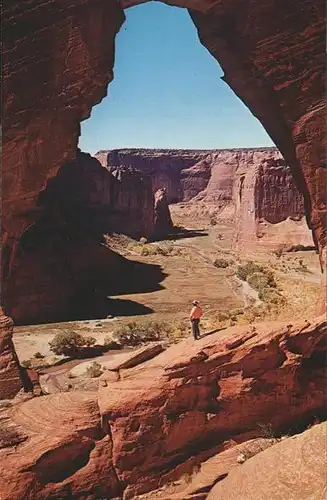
[2,0,326,291]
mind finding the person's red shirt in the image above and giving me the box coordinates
[190,305,203,319]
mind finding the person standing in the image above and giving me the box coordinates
[190,300,203,340]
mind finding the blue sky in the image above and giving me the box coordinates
[79,3,274,154]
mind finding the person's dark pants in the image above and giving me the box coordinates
[191,318,200,340]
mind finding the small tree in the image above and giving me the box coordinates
[49,331,96,357]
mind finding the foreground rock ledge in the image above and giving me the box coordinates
[0,317,326,499]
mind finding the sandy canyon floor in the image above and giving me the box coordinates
[13,202,321,377]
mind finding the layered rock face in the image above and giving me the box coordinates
[40,151,155,240]
[0,310,24,399]
[231,149,314,251]
[1,151,158,324]
[153,188,174,239]
[187,0,326,259]
[0,317,325,499]
[98,147,313,251]
[96,149,213,203]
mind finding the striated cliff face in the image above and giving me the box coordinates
[39,151,156,240]
[0,310,24,399]
[0,317,326,498]
[98,147,313,250]
[96,149,213,203]
[153,188,174,239]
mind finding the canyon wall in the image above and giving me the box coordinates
[39,151,155,240]
[2,152,175,325]
[97,147,314,251]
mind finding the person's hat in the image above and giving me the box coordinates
[193,300,199,305]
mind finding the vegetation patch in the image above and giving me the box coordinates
[49,331,96,357]
[86,361,103,378]
[213,258,231,269]
[114,320,171,347]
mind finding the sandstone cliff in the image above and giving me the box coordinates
[40,151,155,240]
[0,316,325,499]
[153,188,174,240]
[97,147,313,251]
[0,310,24,399]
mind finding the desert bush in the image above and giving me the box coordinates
[21,360,32,369]
[86,361,103,378]
[166,320,189,343]
[236,261,264,281]
[213,258,230,269]
[229,308,244,317]
[273,248,283,258]
[34,352,44,359]
[0,425,27,448]
[139,237,148,244]
[286,244,307,252]
[49,331,96,357]
[103,337,122,350]
[247,272,272,292]
[217,311,230,322]
[258,287,284,304]
[156,243,174,256]
[114,320,171,347]
[210,216,217,226]
[141,245,158,256]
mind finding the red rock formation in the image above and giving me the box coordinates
[98,148,313,251]
[207,422,327,500]
[188,0,326,260]
[153,188,174,239]
[1,317,324,499]
[2,0,125,245]
[232,149,314,252]
[40,151,155,240]
[96,148,212,203]
[0,309,24,399]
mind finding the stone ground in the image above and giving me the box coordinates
[13,201,321,376]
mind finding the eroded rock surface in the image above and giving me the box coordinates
[98,148,313,251]
[0,309,24,399]
[153,188,174,239]
[207,421,327,500]
[1,317,325,499]
[39,151,155,240]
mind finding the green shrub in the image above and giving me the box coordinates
[141,245,157,256]
[213,258,230,269]
[114,320,171,347]
[247,272,272,292]
[237,262,264,281]
[49,331,96,357]
[21,360,32,369]
[86,361,103,378]
[258,287,283,304]
[217,311,230,322]
[229,308,244,317]
[156,243,174,256]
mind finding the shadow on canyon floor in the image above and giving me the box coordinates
[166,228,208,241]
